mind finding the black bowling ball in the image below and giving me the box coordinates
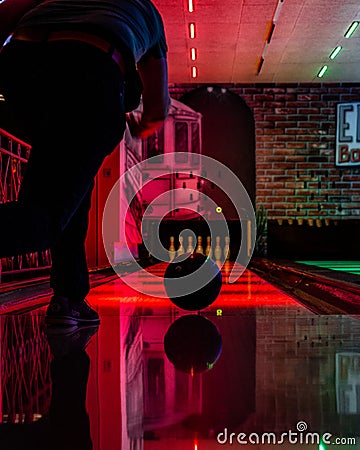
[164,252,222,311]
[164,314,222,374]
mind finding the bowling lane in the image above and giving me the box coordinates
[0,263,359,449]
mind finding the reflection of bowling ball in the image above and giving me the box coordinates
[164,314,222,374]
[164,253,222,311]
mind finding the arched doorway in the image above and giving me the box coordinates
[180,86,256,209]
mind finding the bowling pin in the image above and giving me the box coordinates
[205,236,212,258]
[169,236,176,261]
[223,260,231,284]
[214,236,222,263]
[195,236,204,254]
[223,235,230,261]
[177,236,185,256]
[186,235,194,253]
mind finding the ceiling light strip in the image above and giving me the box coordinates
[267,22,276,44]
[273,0,284,22]
[267,0,284,44]
[256,57,265,75]
[189,23,196,39]
[186,1,197,80]
[257,0,283,75]
[316,22,357,78]
[329,45,342,59]
[344,21,359,38]
[317,65,328,78]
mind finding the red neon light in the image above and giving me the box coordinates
[87,262,301,309]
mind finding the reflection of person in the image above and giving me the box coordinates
[0,0,170,326]
[0,325,98,450]
[45,327,98,450]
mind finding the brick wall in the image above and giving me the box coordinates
[170,83,360,221]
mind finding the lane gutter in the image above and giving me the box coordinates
[0,258,155,314]
[249,258,360,316]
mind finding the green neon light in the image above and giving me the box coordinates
[296,261,360,275]
[329,45,342,59]
[317,65,328,78]
[344,21,359,38]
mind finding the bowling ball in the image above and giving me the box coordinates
[164,252,222,311]
[164,314,222,374]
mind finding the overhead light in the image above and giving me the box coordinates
[317,65,328,78]
[344,21,359,38]
[256,56,265,75]
[273,0,284,22]
[0,94,4,102]
[267,22,276,44]
[191,66,198,78]
[189,23,196,38]
[329,45,342,59]
[190,47,197,60]
[188,0,194,13]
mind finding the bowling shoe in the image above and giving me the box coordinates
[45,295,100,327]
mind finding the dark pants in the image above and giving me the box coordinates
[0,39,126,300]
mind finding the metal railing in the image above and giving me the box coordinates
[0,128,52,281]
[0,312,52,423]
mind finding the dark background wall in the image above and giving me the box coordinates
[180,86,256,207]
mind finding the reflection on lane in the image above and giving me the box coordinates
[0,269,359,449]
[164,315,223,374]
[0,313,98,450]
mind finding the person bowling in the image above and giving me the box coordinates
[0,0,170,326]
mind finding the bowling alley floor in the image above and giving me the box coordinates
[0,260,359,450]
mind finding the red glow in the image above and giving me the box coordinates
[86,262,303,310]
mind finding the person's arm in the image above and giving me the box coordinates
[126,54,170,138]
[0,0,40,46]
